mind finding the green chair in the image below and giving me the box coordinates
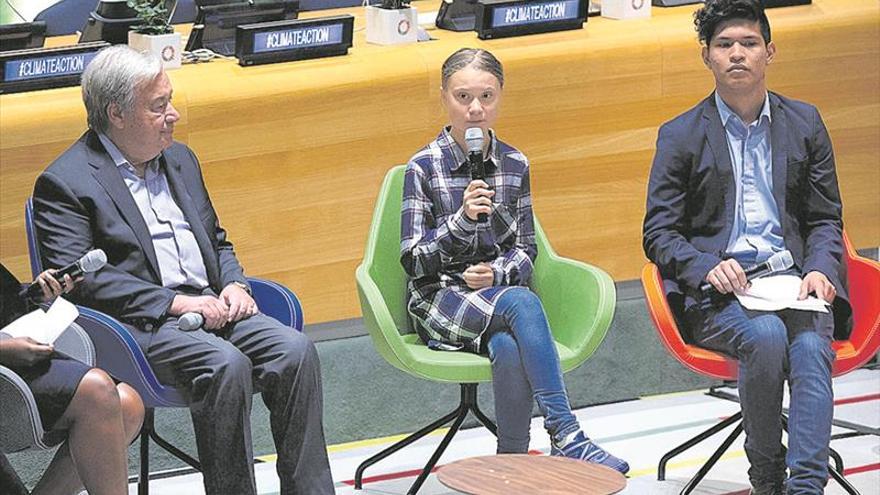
[354,165,617,494]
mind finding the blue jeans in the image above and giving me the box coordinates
[485,287,579,453]
[688,299,835,494]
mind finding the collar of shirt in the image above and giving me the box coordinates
[440,126,501,173]
[715,91,771,135]
[97,133,160,176]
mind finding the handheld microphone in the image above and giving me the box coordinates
[700,250,794,296]
[178,312,204,331]
[464,127,487,223]
[20,249,107,301]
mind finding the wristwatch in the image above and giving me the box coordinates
[231,281,251,295]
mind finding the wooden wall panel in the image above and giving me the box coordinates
[1,0,877,324]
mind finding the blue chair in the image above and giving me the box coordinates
[25,198,304,495]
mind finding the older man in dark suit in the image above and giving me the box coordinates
[32,45,333,495]
[642,1,849,494]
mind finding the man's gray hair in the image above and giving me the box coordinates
[441,48,504,90]
[82,45,163,133]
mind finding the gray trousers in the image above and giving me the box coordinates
[131,312,333,495]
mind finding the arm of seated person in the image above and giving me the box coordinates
[219,283,258,324]
[799,270,837,303]
[32,269,76,302]
[401,166,485,278]
[487,170,536,287]
[168,294,229,330]
[0,337,53,368]
[167,284,258,330]
[0,268,74,367]
[463,262,494,290]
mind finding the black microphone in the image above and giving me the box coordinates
[178,312,204,331]
[700,250,795,296]
[465,127,487,223]
[20,249,107,301]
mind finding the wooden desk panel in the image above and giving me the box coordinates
[1,0,877,324]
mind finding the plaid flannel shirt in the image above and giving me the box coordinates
[400,128,537,353]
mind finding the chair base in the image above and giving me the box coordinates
[711,384,880,438]
[354,383,497,494]
[657,411,860,495]
[138,408,201,495]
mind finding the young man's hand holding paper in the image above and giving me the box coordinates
[734,275,831,313]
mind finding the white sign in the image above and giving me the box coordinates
[601,0,651,20]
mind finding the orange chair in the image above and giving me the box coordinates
[641,233,879,494]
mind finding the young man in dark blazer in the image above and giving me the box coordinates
[32,45,333,495]
[642,1,849,493]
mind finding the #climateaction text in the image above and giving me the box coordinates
[15,54,85,78]
[502,2,570,24]
[264,27,332,49]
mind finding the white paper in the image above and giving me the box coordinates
[0,310,46,340]
[43,297,79,343]
[0,297,79,344]
[734,274,830,313]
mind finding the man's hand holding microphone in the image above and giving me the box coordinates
[702,250,836,303]
[170,283,258,331]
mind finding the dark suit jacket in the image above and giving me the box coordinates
[1,263,29,328]
[643,92,851,340]
[32,130,249,329]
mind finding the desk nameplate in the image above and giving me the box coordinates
[235,15,355,66]
[475,0,587,39]
[0,42,109,94]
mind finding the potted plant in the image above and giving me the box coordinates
[127,0,181,70]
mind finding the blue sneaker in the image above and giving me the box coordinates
[550,430,630,474]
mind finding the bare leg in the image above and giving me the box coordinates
[32,369,143,495]
[117,382,146,444]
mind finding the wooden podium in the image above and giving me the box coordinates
[437,454,627,495]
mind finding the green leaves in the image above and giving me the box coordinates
[380,0,412,8]
[127,0,174,35]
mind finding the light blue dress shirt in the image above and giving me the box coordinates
[99,134,210,290]
[715,92,786,267]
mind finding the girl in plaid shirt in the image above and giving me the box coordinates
[400,48,629,474]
